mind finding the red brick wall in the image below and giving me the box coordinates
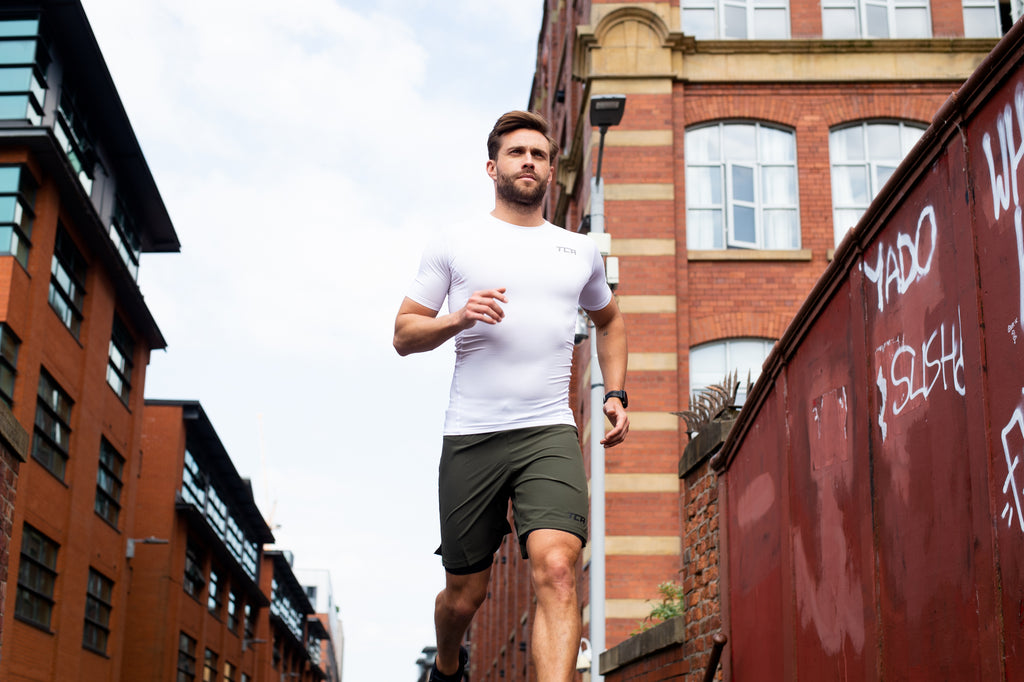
[123,403,186,679]
[790,0,823,38]
[0,445,18,658]
[0,148,154,681]
[605,644,692,682]
[681,460,720,676]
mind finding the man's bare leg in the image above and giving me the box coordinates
[526,529,584,682]
[434,566,491,676]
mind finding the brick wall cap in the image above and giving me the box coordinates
[599,615,686,675]
[680,417,736,478]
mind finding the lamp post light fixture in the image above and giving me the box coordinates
[590,94,627,188]
[587,95,627,237]
[586,93,625,682]
[125,536,168,559]
[242,637,267,653]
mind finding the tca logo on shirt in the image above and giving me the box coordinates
[556,246,577,255]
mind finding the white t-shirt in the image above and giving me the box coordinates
[408,215,613,435]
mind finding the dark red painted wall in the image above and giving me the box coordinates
[716,19,1024,682]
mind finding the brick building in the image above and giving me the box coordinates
[124,400,278,682]
[0,400,29,663]
[0,1,181,679]
[469,0,1006,679]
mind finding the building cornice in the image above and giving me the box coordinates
[686,37,1000,55]
[575,6,998,84]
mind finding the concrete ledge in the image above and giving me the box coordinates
[599,615,686,676]
[679,417,736,478]
[689,248,813,261]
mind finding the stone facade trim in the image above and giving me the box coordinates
[606,473,681,493]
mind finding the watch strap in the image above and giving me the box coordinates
[604,390,628,408]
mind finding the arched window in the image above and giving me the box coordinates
[682,0,790,39]
[686,122,800,250]
[829,120,925,245]
[690,338,775,406]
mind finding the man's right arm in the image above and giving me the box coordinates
[393,288,508,356]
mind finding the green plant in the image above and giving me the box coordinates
[631,580,686,635]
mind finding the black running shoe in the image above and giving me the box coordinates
[429,645,468,682]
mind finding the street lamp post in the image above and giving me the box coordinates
[586,94,626,682]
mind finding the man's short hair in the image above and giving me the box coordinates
[487,110,559,161]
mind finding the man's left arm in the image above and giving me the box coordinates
[588,298,629,448]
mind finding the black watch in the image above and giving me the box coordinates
[604,390,628,408]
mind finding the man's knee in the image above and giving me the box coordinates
[528,533,581,595]
[439,570,490,618]
[533,552,576,587]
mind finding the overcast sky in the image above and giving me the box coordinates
[79,1,545,679]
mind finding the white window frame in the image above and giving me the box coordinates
[726,162,758,248]
[961,0,1000,36]
[822,0,932,38]
[689,338,775,407]
[682,0,791,39]
[829,120,926,245]
[686,122,800,251]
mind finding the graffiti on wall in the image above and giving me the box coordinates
[982,81,1024,337]
[981,80,1024,537]
[862,205,967,442]
[862,205,937,315]
[1002,392,1024,532]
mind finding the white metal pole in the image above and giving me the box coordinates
[589,174,606,681]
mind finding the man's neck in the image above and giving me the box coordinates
[491,202,545,227]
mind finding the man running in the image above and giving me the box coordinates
[393,110,629,682]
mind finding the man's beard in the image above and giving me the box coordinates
[496,169,547,208]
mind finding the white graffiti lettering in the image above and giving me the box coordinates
[883,307,966,416]
[1001,390,1024,534]
[1016,207,1024,332]
[981,81,1024,221]
[982,84,1024,339]
[876,367,888,442]
[863,205,937,313]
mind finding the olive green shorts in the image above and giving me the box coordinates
[435,424,589,575]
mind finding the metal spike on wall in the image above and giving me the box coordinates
[672,370,744,435]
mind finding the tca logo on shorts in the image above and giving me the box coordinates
[556,246,577,255]
[567,512,586,524]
